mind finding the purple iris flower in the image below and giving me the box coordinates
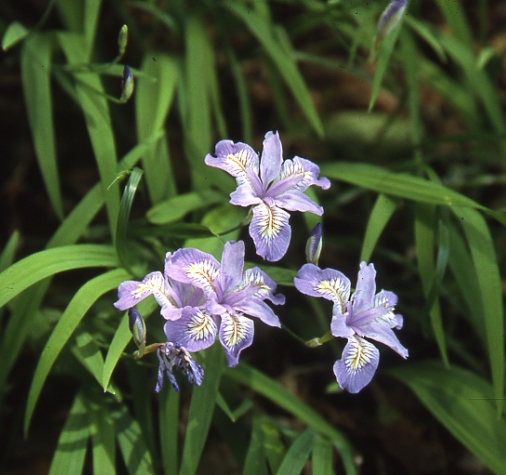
[156,342,204,393]
[114,265,205,321]
[164,240,285,366]
[294,261,408,393]
[205,131,331,262]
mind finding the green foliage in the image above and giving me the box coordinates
[1,0,505,473]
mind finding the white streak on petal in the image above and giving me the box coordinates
[133,272,174,308]
[257,202,285,239]
[221,314,250,349]
[315,278,350,312]
[345,336,376,371]
[187,310,218,342]
[186,260,219,293]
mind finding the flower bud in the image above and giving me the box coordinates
[120,64,134,103]
[118,24,128,56]
[373,0,407,54]
[128,308,146,357]
[305,222,322,265]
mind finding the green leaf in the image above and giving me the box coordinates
[112,402,155,475]
[147,190,225,224]
[179,344,224,475]
[368,10,404,111]
[102,297,157,392]
[261,417,286,474]
[226,3,323,137]
[2,21,29,50]
[225,364,356,474]
[72,331,116,391]
[434,0,472,49]
[360,194,397,263]
[136,53,178,203]
[0,134,160,401]
[116,167,143,273]
[389,361,506,474]
[0,244,117,309]
[452,207,504,415]
[58,31,121,241]
[405,17,446,63]
[183,16,214,191]
[21,33,64,219]
[0,230,20,273]
[321,162,484,209]
[243,416,269,475]
[414,204,448,365]
[159,388,180,475]
[24,268,128,436]
[89,398,116,475]
[312,435,334,475]
[276,428,314,475]
[48,390,89,475]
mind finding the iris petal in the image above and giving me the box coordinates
[219,313,254,367]
[250,201,291,262]
[333,336,379,393]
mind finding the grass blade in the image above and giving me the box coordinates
[243,416,269,475]
[226,3,323,137]
[225,364,356,475]
[21,33,64,219]
[159,386,180,475]
[24,268,128,436]
[360,194,397,263]
[147,190,225,225]
[112,401,155,475]
[312,435,334,475]
[452,207,504,415]
[179,344,224,475]
[276,428,314,475]
[48,390,89,475]
[136,53,178,203]
[0,244,117,309]
[389,361,506,474]
[321,162,484,209]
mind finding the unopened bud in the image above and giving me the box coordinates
[373,0,407,55]
[128,308,146,357]
[118,25,128,55]
[305,223,322,265]
[120,64,134,103]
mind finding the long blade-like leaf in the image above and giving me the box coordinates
[21,33,64,219]
[389,361,506,474]
[48,390,89,475]
[0,244,117,309]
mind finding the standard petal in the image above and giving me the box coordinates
[359,322,408,359]
[260,131,283,188]
[114,271,175,311]
[250,201,291,262]
[294,264,351,311]
[268,156,330,197]
[165,248,220,296]
[373,290,402,329]
[351,262,377,316]
[333,336,379,393]
[227,267,285,306]
[219,241,245,292]
[219,313,254,367]
[164,309,217,352]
